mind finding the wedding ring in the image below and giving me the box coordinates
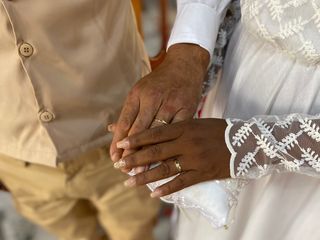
[154,118,169,125]
[174,159,182,173]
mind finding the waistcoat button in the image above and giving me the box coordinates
[39,110,55,123]
[19,42,34,57]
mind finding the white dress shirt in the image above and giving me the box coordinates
[168,0,231,58]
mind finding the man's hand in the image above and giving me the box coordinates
[110,44,210,162]
[114,118,231,198]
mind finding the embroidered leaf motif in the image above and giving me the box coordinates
[248,1,263,19]
[256,135,278,158]
[301,148,320,171]
[279,17,305,38]
[284,0,308,8]
[257,164,270,176]
[280,159,304,171]
[237,152,256,176]
[266,0,284,21]
[232,122,253,147]
[298,40,320,64]
[255,118,273,137]
[277,133,299,151]
[299,118,320,142]
[275,115,295,128]
[311,0,320,29]
[229,114,320,179]
[256,22,274,42]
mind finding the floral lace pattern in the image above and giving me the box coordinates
[241,0,320,65]
[226,114,320,179]
[202,0,241,96]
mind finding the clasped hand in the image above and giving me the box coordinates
[110,44,230,198]
[113,119,231,198]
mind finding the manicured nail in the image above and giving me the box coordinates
[113,159,126,169]
[117,139,129,149]
[107,124,113,132]
[124,177,136,187]
[150,189,162,198]
[111,152,120,162]
[135,166,148,174]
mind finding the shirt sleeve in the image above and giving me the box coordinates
[168,0,232,59]
[225,114,320,179]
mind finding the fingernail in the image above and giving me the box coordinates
[107,124,113,132]
[150,189,162,198]
[113,159,126,169]
[124,177,136,187]
[117,139,129,149]
[135,166,148,174]
[111,152,120,162]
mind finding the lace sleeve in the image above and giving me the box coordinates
[226,114,320,179]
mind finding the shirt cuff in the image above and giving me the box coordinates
[167,3,222,60]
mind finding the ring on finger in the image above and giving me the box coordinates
[174,159,182,173]
[154,118,169,125]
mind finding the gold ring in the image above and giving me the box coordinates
[154,118,169,125]
[174,159,182,173]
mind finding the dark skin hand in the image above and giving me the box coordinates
[109,44,210,166]
[112,118,231,198]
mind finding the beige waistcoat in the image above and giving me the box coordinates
[0,0,150,166]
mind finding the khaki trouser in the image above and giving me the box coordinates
[0,148,159,240]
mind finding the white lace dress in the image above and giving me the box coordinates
[176,1,320,239]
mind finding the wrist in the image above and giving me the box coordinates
[213,118,232,179]
[166,43,210,82]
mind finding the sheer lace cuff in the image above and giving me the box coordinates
[226,114,320,179]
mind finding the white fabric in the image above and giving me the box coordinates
[241,0,320,65]
[130,162,243,228]
[168,0,231,58]
[178,0,320,238]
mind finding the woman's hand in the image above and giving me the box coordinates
[113,118,231,198]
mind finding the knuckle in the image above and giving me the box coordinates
[125,156,136,168]
[119,117,131,131]
[174,98,185,107]
[136,173,147,185]
[130,85,140,96]
[130,136,142,147]
[130,119,144,134]
[159,163,171,177]
[176,176,185,189]
[162,185,172,195]
[149,144,162,157]
[163,103,177,114]
[150,127,162,140]
[146,89,157,97]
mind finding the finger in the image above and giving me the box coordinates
[121,168,131,174]
[151,104,177,128]
[110,94,139,162]
[119,148,137,173]
[127,100,161,137]
[172,108,194,123]
[150,171,201,198]
[124,158,183,187]
[115,141,184,169]
[133,166,149,174]
[116,124,182,150]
